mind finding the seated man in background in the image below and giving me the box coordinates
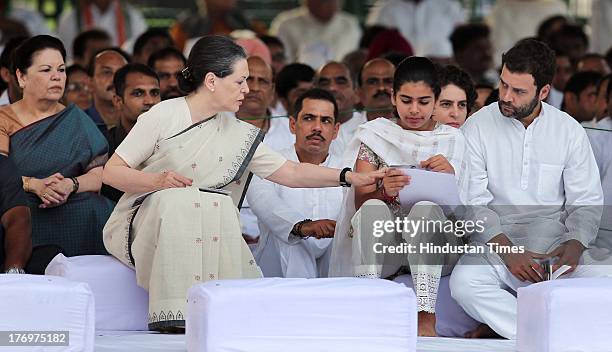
[71,29,111,69]
[235,55,278,241]
[147,47,186,100]
[261,63,316,152]
[102,63,160,202]
[358,58,395,121]
[449,23,496,86]
[248,88,343,278]
[63,65,93,111]
[317,61,363,156]
[274,63,315,118]
[132,28,174,65]
[236,56,279,147]
[86,48,130,132]
[546,53,573,109]
[562,71,602,126]
[577,53,611,75]
[1,156,61,274]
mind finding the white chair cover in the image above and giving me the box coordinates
[517,278,612,352]
[186,278,417,352]
[0,274,94,351]
[45,254,148,331]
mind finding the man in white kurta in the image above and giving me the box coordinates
[248,88,343,278]
[269,2,360,68]
[450,39,612,340]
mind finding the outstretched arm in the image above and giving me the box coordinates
[265,160,385,189]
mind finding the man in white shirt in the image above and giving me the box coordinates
[366,0,466,58]
[316,61,364,157]
[269,0,361,68]
[248,88,343,278]
[58,0,147,59]
[451,39,612,340]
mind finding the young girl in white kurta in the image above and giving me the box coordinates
[330,57,470,337]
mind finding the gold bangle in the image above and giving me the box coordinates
[23,177,31,193]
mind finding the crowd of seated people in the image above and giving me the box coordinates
[0,0,611,338]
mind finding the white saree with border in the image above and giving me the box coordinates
[103,112,285,330]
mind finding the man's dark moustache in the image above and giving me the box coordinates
[373,90,390,99]
[306,132,325,141]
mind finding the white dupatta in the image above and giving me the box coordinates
[329,118,469,277]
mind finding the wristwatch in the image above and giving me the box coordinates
[5,266,26,274]
[339,167,352,187]
[70,177,80,194]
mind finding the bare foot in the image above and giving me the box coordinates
[464,324,501,338]
[417,311,437,337]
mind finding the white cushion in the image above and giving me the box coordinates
[394,274,479,337]
[186,278,416,352]
[45,254,148,331]
[517,278,612,352]
[0,274,94,351]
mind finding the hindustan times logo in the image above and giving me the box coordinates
[372,217,486,238]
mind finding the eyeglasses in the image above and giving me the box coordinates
[66,82,90,93]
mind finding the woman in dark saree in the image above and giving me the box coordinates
[0,35,114,256]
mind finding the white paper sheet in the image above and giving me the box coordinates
[396,167,461,208]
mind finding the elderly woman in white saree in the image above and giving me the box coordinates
[329,57,470,337]
[102,36,384,331]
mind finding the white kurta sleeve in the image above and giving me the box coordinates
[561,129,604,247]
[462,120,503,243]
[247,175,305,245]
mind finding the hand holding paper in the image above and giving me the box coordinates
[419,154,455,174]
[395,167,462,208]
[382,168,411,197]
